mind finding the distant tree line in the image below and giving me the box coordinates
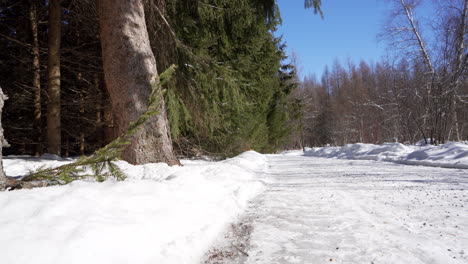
[289,0,468,147]
[0,0,322,160]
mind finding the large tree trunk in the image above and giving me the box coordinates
[0,88,8,191]
[46,0,61,156]
[97,0,179,165]
[30,0,42,156]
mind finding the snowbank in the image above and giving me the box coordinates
[304,142,468,169]
[0,151,267,264]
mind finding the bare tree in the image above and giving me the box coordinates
[97,0,179,165]
[436,0,468,141]
[382,0,468,144]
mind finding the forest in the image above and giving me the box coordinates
[0,1,467,263]
[0,0,466,167]
[289,0,468,149]
[0,0,323,165]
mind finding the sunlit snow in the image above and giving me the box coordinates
[229,154,468,264]
[1,144,468,264]
[0,151,266,264]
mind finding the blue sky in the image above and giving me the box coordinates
[276,0,390,79]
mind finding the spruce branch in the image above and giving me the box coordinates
[22,65,176,185]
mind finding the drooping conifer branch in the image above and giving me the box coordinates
[20,65,176,186]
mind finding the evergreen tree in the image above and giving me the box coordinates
[160,0,303,155]
[266,42,300,151]
[0,0,325,161]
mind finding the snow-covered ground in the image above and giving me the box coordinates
[0,151,267,264]
[2,143,468,264]
[304,142,468,169]
[222,154,468,264]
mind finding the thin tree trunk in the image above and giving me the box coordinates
[79,91,85,155]
[64,136,69,157]
[0,88,8,191]
[30,0,42,156]
[400,0,434,73]
[452,101,461,141]
[46,0,61,156]
[103,98,115,145]
[97,0,179,165]
[95,73,104,147]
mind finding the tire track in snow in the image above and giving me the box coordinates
[217,154,468,264]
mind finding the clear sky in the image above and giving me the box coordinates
[276,0,390,79]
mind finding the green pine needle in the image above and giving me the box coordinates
[24,65,176,185]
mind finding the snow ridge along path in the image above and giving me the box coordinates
[304,142,468,169]
[227,153,468,264]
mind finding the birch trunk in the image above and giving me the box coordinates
[97,0,179,165]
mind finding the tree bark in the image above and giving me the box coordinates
[97,0,179,165]
[46,0,61,156]
[30,0,42,156]
[0,88,8,191]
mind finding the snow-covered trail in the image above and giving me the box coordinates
[235,154,468,264]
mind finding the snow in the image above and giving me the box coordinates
[304,142,468,169]
[2,143,468,264]
[0,151,267,264]
[228,154,468,264]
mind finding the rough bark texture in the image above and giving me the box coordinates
[46,0,61,156]
[97,0,179,165]
[0,88,8,191]
[30,0,42,156]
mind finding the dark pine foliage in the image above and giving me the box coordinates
[0,0,304,159]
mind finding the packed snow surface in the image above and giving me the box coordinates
[0,151,267,264]
[229,154,468,264]
[304,142,468,169]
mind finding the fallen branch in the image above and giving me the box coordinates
[7,65,176,189]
